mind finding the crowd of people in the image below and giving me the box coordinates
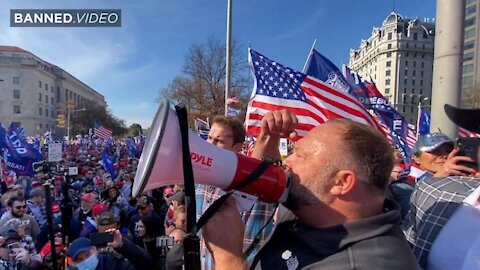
[0,104,479,270]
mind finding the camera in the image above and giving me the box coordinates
[156,236,174,248]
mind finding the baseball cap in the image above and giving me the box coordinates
[170,191,185,205]
[135,195,150,208]
[29,188,45,198]
[81,193,95,202]
[444,104,480,134]
[412,133,454,155]
[1,229,21,242]
[39,242,65,259]
[96,211,115,226]
[91,203,109,217]
[67,238,92,260]
[96,178,105,185]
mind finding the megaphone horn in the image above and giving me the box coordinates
[133,100,290,203]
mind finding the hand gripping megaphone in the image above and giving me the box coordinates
[132,100,290,203]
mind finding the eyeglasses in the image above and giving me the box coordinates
[14,205,26,210]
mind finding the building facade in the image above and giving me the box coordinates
[0,46,106,136]
[348,12,435,124]
[462,0,480,108]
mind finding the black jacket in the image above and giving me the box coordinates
[94,237,152,270]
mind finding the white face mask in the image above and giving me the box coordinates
[75,253,99,270]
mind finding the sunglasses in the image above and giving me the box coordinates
[14,205,26,210]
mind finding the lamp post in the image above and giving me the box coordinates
[67,108,86,140]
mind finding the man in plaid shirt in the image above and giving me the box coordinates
[403,104,480,268]
[196,114,282,270]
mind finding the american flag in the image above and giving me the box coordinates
[94,122,112,139]
[245,49,383,139]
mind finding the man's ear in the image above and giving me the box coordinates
[232,143,243,153]
[329,170,357,196]
[412,154,421,165]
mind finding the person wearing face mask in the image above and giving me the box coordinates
[67,230,152,270]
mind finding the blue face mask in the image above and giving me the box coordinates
[75,253,99,270]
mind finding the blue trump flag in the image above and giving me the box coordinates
[418,107,431,136]
[126,138,140,158]
[305,49,412,163]
[0,123,43,176]
[102,149,118,180]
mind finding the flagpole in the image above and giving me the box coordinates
[225,0,233,116]
[416,102,422,139]
[302,39,317,73]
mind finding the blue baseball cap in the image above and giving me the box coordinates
[412,133,454,155]
[67,238,93,260]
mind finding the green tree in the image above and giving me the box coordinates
[128,123,143,137]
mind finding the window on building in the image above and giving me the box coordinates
[39,107,42,116]
[464,52,475,62]
[45,95,48,104]
[45,84,48,91]
[420,89,423,94]
[13,89,20,99]
[411,107,414,113]
[466,17,476,27]
[420,80,423,86]
[464,75,474,85]
[411,88,415,93]
[412,79,416,86]
[465,28,476,39]
[38,81,42,88]
[386,70,391,76]
[404,78,408,84]
[423,32,428,39]
[406,52,410,57]
[39,93,42,102]
[406,43,409,48]
[413,61,417,67]
[421,70,424,77]
[387,52,392,57]
[385,88,390,94]
[386,79,391,85]
[51,97,54,105]
[464,40,475,50]
[413,33,418,40]
[466,5,477,16]
[13,105,20,114]
[45,108,49,117]
[65,89,69,101]
[464,64,474,74]
[402,107,406,113]
[13,77,19,85]
[51,110,55,118]
[405,60,409,67]
[404,69,408,76]
[56,87,61,102]
[388,32,392,40]
[387,43,392,49]
[386,61,391,67]
[403,88,407,93]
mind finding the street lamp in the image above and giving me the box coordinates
[67,107,86,140]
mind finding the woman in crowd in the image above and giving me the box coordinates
[134,215,164,269]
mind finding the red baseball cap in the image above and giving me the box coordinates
[39,242,65,259]
[81,193,95,202]
[92,203,108,217]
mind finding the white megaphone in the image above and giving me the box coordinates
[133,100,290,203]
